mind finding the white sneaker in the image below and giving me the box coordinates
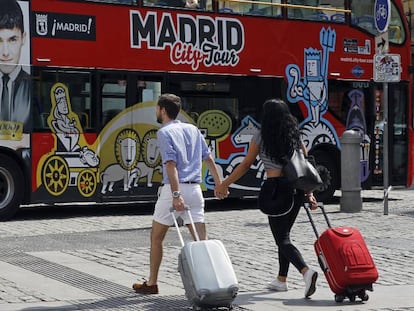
[303,269,318,298]
[267,279,288,291]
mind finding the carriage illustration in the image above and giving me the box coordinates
[41,83,100,197]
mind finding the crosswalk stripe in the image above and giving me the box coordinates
[29,250,183,295]
[29,251,137,288]
[0,260,98,300]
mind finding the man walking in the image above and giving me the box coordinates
[132,93,222,294]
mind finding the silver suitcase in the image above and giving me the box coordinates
[171,208,238,310]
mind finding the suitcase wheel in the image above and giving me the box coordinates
[358,291,369,302]
[334,290,369,303]
[334,294,345,303]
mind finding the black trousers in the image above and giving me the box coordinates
[267,184,307,277]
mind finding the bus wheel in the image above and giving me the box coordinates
[313,151,338,203]
[42,156,69,196]
[77,169,97,197]
[0,154,24,221]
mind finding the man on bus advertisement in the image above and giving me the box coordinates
[0,0,31,136]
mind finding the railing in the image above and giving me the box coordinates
[222,0,351,13]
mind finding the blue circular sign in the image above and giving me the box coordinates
[374,0,391,32]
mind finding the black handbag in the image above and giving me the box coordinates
[283,149,323,192]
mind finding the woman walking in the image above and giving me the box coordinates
[215,98,318,298]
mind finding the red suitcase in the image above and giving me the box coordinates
[304,204,379,302]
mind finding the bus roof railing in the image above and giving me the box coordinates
[222,0,351,14]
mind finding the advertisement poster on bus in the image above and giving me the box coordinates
[0,0,31,146]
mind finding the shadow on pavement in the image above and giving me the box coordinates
[235,291,366,308]
[14,202,155,221]
[11,194,396,222]
[18,294,232,311]
[13,198,258,222]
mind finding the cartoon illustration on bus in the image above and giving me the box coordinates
[100,128,162,194]
[226,116,264,180]
[208,115,264,191]
[100,129,140,194]
[344,89,371,182]
[130,129,162,188]
[41,83,99,197]
[286,27,339,149]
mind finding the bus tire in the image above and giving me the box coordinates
[0,154,24,221]
[312,150,338,203]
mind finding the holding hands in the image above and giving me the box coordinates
[214,182,229,200]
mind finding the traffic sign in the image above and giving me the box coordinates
[375,31,389,54]
[373,54,401,82]
[374,0,391,32]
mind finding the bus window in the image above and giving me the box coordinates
[101,74,127,127]
[182,96,239,135]
[144,0,210,10]
[287,0,345,21]
[351,1,405,43]
[137,80,162,102]
[173,80,239,131]
[350,1,377,34]
[219,0,281,16]
[145,0,183,8]
[388,3,405,44]
[84,0,137,4]
[320,0,346,22]
[242,0,282,17]
[33,70,92,131]
[286,0,319,19]
[128,77,162,104]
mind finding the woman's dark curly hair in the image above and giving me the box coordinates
[260,98,301,162]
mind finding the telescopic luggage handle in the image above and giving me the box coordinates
[304,202,331,238]
[170,206,200,247]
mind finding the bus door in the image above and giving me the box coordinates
[168,74,241,161]
[325,80,373,197]
[98,72,163,199]
[372,82,409,187]
[32,69,96,203]
[166,74,277,197]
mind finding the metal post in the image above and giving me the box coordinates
[383,82,389,215]
[340,130,362,212]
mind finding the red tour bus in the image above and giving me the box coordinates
[0,0,411,220]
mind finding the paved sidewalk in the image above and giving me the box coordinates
[0,189,413,310]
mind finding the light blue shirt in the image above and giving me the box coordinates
[157,120,210,184]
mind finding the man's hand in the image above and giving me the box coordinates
[172,196,185,211]
[214,183,229,200]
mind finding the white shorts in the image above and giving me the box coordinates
[153,184,205,226]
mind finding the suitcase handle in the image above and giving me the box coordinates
[170,206,200,247]
[304,202,331,238]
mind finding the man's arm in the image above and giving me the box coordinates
[204,154,222,188]
[165,160,185,211]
